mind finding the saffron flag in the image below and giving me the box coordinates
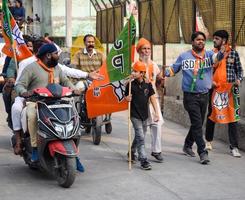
[209,47,240,123]
[86,15,136,118]
[209,84,240,124]
[1,0,32,61]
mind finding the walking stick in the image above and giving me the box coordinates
[127,8,133,170]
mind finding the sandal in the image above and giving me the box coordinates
[14,142,22,155]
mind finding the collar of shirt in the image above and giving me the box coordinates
[83,48,97,58]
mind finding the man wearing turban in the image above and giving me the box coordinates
[136,38,164,162]
[15,43,75,162]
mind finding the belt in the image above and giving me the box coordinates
[184,91,209,96]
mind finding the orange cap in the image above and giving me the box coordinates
[136,38,151,52]
[132,61,146,72]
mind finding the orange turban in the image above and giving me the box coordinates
[132,61,146,72]
[136,38,151,52]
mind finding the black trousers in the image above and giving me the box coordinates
[183,92,209,155]
[205,89,239,148]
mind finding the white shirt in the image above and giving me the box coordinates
[16,55,37,83]
[15,56,89,85]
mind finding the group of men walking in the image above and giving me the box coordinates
[165,30,243,164]
[2,28,243,170]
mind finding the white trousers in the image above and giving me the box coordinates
[148,98,164,153]
[11,96,25,131]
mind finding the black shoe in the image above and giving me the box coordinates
[140,158,152,170]
[183,146,196,157]
[127,152,137,163]
[199,152,210,165]
[151,152,164,162]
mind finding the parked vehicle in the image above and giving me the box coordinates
[76,80,112,145]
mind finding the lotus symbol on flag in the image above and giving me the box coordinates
[12,24,25,45]
[95,80,126,102]
[109,80,126,102]
[213,91,229,110]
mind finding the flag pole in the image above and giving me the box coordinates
[12,45,19,74]
[128,80,132,170]
[9,14,18,73]
[128,15,132,170]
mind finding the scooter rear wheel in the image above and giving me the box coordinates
[55,156,76,188]
[105,122,112,134]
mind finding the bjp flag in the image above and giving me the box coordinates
[86,15,136,118]
[209,46,240,124]
[1,0,33,61]
[209,84,240,124]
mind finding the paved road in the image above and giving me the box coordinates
[0,98,245,200]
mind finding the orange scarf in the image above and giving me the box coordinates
[37,59,54,83]
[213,45,231,86]
[191,49,205,75]
[146,63,154,83]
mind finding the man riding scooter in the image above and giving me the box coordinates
[12,37,103,157]
[15,43,84,168]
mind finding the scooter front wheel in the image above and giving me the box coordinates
[92,125,102,145]
[92,116,103,145]
[55,155,76,188]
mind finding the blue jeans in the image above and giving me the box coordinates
[131,117,148,161]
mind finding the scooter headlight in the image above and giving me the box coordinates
[53,123,64,135]
[66,121,74,133]
[52,121,75,138]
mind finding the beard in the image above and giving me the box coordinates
[47,58,58,68]
[140,55,151,63]
[213,42,219,48]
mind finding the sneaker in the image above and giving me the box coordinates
[31,147,38,162]
[231,148,241,157]
[183,146,196,157]
[199,152,210,164]
[151,152,164,162]
[127,152,137,163]
[206,142,213,150]
[140,158,152,170]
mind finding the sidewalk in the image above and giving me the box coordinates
[0,97,245,200]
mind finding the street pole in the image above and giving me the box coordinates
[66,0,72,48]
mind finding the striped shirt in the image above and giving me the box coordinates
[226,49,243,82]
